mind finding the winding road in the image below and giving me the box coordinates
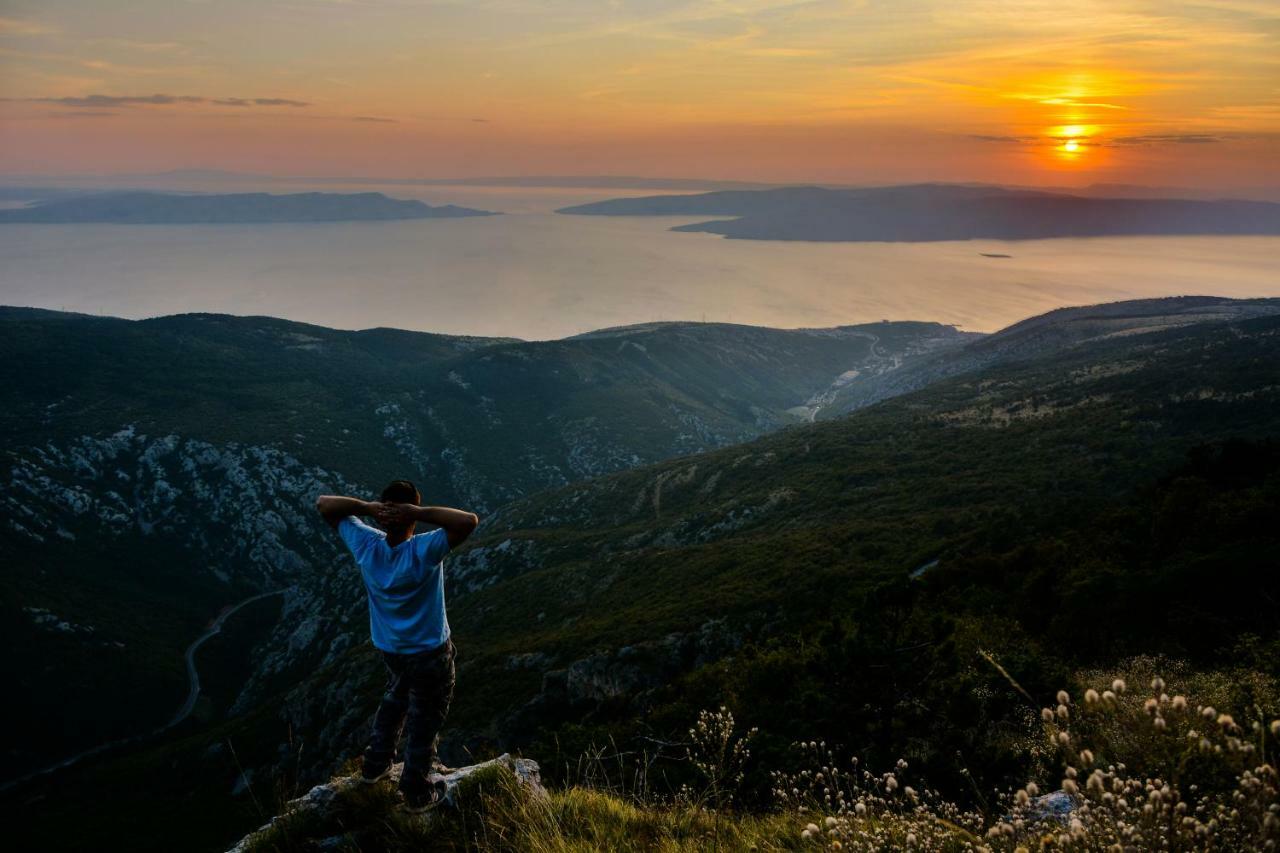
[0,588,288,793]
[167,589,287,728]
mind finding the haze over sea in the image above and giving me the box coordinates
[2,182,1276,340]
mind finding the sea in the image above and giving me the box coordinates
[1,182,1276,340]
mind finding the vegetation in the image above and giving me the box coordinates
[244,670,1279,851]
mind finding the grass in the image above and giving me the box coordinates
[247,762,809,853]
[244,663,1280,852]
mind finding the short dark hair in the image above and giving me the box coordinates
[380,479,421,505]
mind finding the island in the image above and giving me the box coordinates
[556,184,1280,242]
[0,191,498,224]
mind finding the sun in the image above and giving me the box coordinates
[1050,122,1096,162]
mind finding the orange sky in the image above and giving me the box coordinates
[2,1,1278,188]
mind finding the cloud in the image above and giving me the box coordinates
[352,115,396,123]
[970,134,1040,144]
[1109,134,1224,145]
[50,111,117,118]
[971,132,1230,148]
[12,93,310,108]
[0,17,56,36]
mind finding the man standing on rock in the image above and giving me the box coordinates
[316,480,479,811]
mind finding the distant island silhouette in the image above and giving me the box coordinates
[557,184,1280,242]
[0,191,498,224]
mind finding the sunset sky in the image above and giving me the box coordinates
[1,0,1277,188]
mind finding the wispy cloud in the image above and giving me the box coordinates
[352,115,396,122]
[1110,133,1225,145]
[0,17,56,36]
[10,94,311,108]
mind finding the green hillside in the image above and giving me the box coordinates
[0,307,963,781]
[433,311,1280,797]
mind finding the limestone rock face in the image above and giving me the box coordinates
[226,753,543,853]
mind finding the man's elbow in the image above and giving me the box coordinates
[315,495,339,526]
[450,513,480,545]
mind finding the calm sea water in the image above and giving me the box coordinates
[1,184,1277,339]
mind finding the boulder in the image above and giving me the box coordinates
[225,753,543,852]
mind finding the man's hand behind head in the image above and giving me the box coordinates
[370,501,415,529]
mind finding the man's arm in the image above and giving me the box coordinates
[315,495,374,529]
[415,505,480,549]
[378,503,480,549]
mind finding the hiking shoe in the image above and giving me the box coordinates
[358,762,392,785]
[401,779,448,814]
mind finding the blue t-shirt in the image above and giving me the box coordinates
[338,517,451,654]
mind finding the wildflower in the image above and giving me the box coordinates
[806,822,819,834]
[1058,690,1071,705]
[905,832,917,847]
[1154,716,1167,731]
[1112,679,1126,693]
[1042,708,1054,723]
[1085,689,1100,705]
[831,842,842,851]
[1063,778,1079,795]
[1151,677,1165,693]
[1057,704,1070,721]
[1102,689,1116,702]
[1217,713,1236,730]
[1080,749,1094,766]
[1172,695,1187,711]
[800,828,812,840]
[1202,706,1217,720]
[1026,782,1039,797]
[855,802,866,816]
[825,816,837,829]
[1144,698,1158,714]
[1271,720,1280,737]
[1058,731,1071,746]
[885,775,898,792]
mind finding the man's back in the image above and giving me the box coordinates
[338,516,451,655]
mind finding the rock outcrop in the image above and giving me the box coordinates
[226,753,543,853]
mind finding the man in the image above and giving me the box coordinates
[315,480,479,811]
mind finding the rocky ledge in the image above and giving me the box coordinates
[227,753,543,852]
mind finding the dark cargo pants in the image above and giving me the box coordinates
[363,639,456,793]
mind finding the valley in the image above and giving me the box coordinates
[2,296,1278,851]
